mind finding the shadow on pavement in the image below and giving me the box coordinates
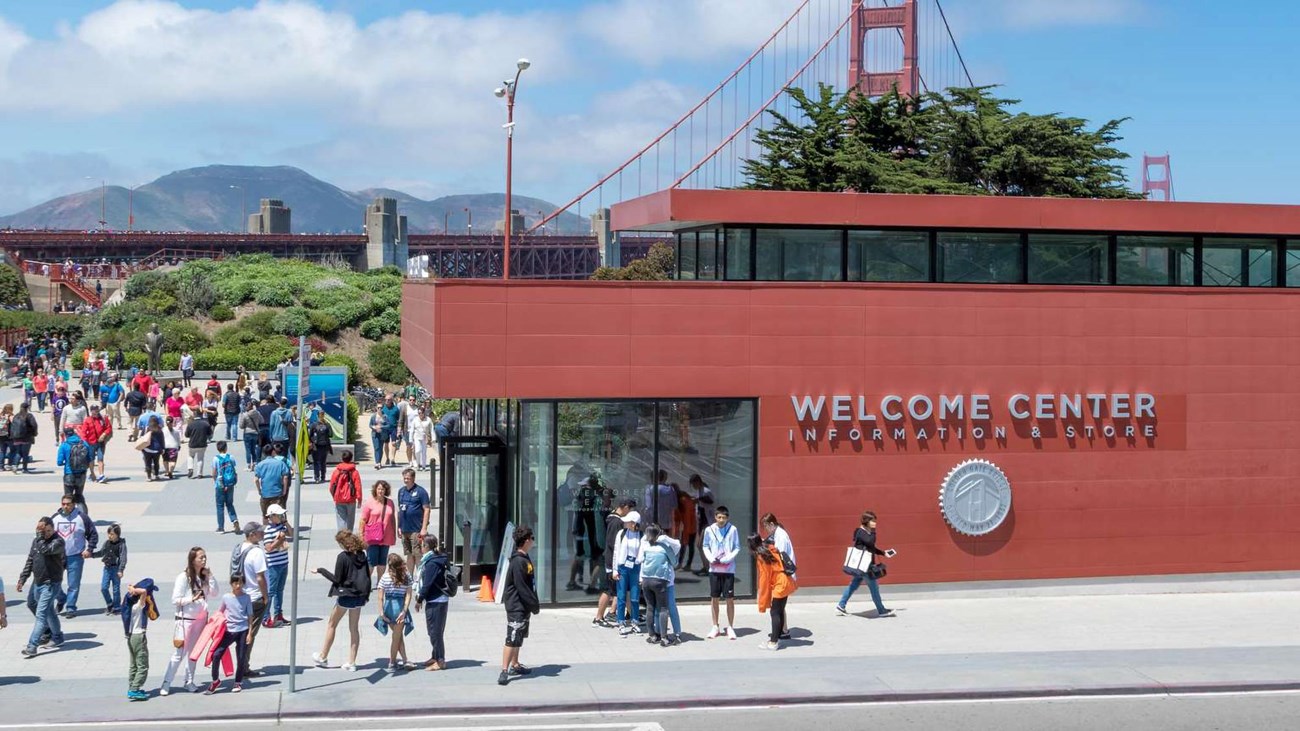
[732,627,762,638]
[442,659,487,670]
[56,639,103,651]
[0,676,41,687]
[509,663,570,681]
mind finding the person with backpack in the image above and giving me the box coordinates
[328,451,363,531]
[760,512,797,640]
[184,410,213,479]
[221,384,241,441]
[212,442,241,535]
[57,426,94,519]
[230,524,268,677]
[308,416,333,484]
[311,530,371,672]
[79,404,113,485]
[9,402,38,473]
[268,399,293,460]
[750,532,798,651]
[415,534,455,671]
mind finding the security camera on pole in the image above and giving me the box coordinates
[494,57,530,280]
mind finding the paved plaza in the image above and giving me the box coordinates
[0,383,1298,727]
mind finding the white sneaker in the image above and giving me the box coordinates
[311,652,328,668]
[184,682,199,693]
[341,663,357,672]
[706,625,720,639]
[760,641,779,651]
[724,626,737,640]
[158,686,170,696]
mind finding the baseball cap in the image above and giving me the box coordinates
[266,504,287,517]
[624,511,641,525]
[243,521,263,536]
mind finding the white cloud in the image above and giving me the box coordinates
[954,0,1148,32]
[579,0,803,66]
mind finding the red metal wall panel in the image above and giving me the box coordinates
[402,279,1300,587]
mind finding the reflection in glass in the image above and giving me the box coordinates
[724,228,752,280]
[677,235,697,280]
[1028,234,1109,284]
[848,230,930,281]
[519,402,553,602]
[937,232,1023,283]
[1116,236,1194,285]
[1201,238,1276,287]
[697,230,719,280]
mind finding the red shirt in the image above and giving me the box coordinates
[131,374,153,393]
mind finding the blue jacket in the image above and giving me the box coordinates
[56,434,90,475]
[100,382,123,405]
[269,408,292,441]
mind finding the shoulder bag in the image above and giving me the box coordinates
[364,501,389,545]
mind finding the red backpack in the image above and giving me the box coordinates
[330,466,362,504]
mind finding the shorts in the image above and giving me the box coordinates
[378,429,394,444]
[366,544,390,568]
[88,444,104,461]
[164,448,179,461]
[401,531,422,556]
[505,613,530,648]
[338,595,367,610]
[709,572,736,599]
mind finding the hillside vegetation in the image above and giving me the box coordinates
[75,254,411,384]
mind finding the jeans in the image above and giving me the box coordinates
[335,503,357,532]
[59,553,85,611]
[665,583,683,635]
[243,433,260,466]
[615,564,641,624]
[215,484,238,530]
[642,577,668,637]
[10,441,31,470]
[27,583,63,649]
[100,565,121,610]
[225,415,239,440]
[36,391,47,411]
[211,630,247,683]
[424,600,448,662]
[839,574,888,614]
[266,563,288,617]
[370,431,383,463]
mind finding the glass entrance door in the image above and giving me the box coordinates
[438,435,506,586]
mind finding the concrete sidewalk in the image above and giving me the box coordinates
[0,383,1298,725]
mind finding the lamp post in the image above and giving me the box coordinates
[464,206,472,235]
[128,184,142,231]
[229,185,245,233]
[84,176,106,229]
[494,57,531,280]
[443,210,449,235]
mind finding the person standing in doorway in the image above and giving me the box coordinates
[702,505,740,640]
[643,470,677,537]
[498,526,539,686]
[836,511,895,618]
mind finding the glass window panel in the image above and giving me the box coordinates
[1116,236,1194,286]
[1288,245,1300,288]
[518,402,554,603]
[554,402,655,603]
[755,233,782,280]
[677,234,697,281]
[655,400,756,600]
[1202,238,1276,287]
[756,228,841,281]
[849,230,930,282]
[1028,233,1109,284]
[724,228,752,280]
[937,232,1023,283]
[697,230,718,281]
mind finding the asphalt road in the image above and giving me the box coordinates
[17,691,1285,731]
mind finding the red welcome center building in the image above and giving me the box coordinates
[402,189,1300,604]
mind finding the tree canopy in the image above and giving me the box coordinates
[741,84,1142,200]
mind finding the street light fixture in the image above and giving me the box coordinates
[230,185,245,233]
[85,176,107,230]
[128,184,143,231]
[494,57,530,279]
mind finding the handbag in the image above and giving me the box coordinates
[842,547,872,577]
[867,562,887,580]
[364,501,388,545]
[172,617,188,648]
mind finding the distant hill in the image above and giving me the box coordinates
[0,165,589,235]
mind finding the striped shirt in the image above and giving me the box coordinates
[262,522,290,568]
[378,573,411,602]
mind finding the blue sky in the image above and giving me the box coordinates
[0,0,1297,216]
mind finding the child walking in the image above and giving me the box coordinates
[376,553,414,671]
[94,523,128,614]
[121,577,160,701]
[205,574,252,694]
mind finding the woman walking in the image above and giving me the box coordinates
[312,530,371,671]
[376,554,414,671]
[162,415,181,479]
[415,534,451,670]
[0,404,13,471]
[359,481,398,589]
[368,406,385,470]
[836,511,895,617]
[161,547,219,695]
[750,532,797,651]
[141,416,164,481]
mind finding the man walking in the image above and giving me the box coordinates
[222,384,241,441]
[239,401,264,470]
[17,517,66,656]
[99,375,124,429]
[254,444,292,518]
[499,526,540,686]
[57,427,93,518]
[268,399,292,462]
[397,468,431,575]
[52,496,97,618]
[9,402,38,472]
[124,383,148,441]
[184,409,213,478]
[231,523,269,677]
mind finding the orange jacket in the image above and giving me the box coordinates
[755,545,797,613]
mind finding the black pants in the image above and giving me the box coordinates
[62,472,89,517]
[142,451,160,479]
[246,597,267,664]
[424,601,448,662]
[642,578,669,638]
[769,597,788,643]
[212,630,248,682]
[311,448,329,483]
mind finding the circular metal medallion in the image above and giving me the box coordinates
[939,459,1012,536]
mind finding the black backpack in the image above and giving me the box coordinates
[67,440,91,473]
[440,564,461,598]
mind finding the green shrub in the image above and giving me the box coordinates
[272,306,313,337]
[159,320,210,354]
[177,274,217,316]
[320,353,361,387]
[239,310,279,337]
[0,311,85,340]
[345,394,359,443]
[210,303,235,322]
[307,309,340,337]
[367,339,411,384]
[215,278,256,307]
[254,285,294,308]
[123,270,175,300]
[0,264,31,308]
[359,308,401,341]
[137,290,178,316]
[372,287,402,310]
[196,338,294,370]
[324,299,371,328]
